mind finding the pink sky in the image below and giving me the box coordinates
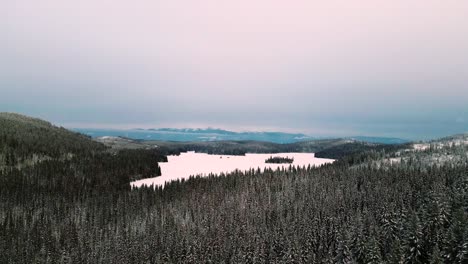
[2,0,468,138]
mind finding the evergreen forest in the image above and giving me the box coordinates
[1,113,467,263]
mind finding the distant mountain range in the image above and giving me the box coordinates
[72,127,409,144]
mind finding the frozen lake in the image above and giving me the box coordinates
[131,152,335,188]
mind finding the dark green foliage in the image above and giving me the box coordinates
[265,156,294,164]
[0,113,106,163]
[2,161,466,262]
[315,142,411,161]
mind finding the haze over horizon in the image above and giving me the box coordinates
[2,1,468,140]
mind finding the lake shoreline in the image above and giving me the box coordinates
[131,151,335,188]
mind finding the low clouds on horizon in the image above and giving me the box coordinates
[1,0,467,139]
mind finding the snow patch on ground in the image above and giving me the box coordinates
[413,144,430,151]
[411,138,468,152]
[97,136,133,142]
[388,158,402,164]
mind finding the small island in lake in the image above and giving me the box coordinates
[265,156,294,164]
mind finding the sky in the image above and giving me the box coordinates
[1,0,468,139]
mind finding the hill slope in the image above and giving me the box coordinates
[0,112,106,153]
[0,112,106,169]
[0,112,165,182]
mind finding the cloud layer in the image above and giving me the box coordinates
[2,0,467,139]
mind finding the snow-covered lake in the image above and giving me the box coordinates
[131,152,335,188]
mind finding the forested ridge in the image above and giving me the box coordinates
[1,113,467,263]
[97,136,388,158]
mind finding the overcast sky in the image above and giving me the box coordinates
[1,0,467,139]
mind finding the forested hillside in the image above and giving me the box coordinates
[0,113,106,169]
[1,114,467,263]
[96,135,386,158]
[0,113,166,187]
